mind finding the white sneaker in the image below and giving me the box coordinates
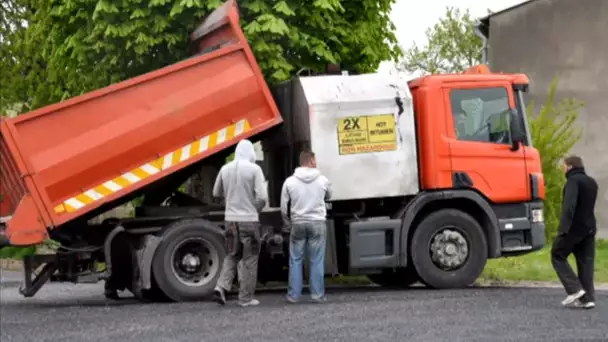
[213,287,226,305]
[573,300,595,309]
[561,290,585,306]
[238,299,260,307]
[286,296,299,304]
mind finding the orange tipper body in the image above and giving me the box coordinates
[0,0,282,246]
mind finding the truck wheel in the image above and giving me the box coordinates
[410,209,487,289]
[151,219,225,302]
[367,265,419,288]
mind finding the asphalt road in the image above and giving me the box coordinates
[1,281,607,342]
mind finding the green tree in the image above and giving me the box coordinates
[0,0,27,115]
[399,7,481,74]
[527,77,583,239]
[1,0,400,113]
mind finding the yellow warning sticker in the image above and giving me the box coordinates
[337,114,397,155]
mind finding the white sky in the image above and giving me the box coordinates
[379,0,528,73]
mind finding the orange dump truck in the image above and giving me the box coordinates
[0,0,545,301]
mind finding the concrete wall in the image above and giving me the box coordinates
[486,0,608,238]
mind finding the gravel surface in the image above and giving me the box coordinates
[1,281,607,342]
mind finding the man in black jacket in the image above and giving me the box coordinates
[551,155,598,309]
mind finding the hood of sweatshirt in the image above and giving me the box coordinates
[293,167,321,183]
[235,139,256,163]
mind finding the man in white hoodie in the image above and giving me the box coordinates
[281,150,332,303]
[212,139,267,307]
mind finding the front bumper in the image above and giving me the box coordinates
[529,221,545,251]
[498,201,545,256]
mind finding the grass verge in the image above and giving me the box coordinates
[480,238,608,284]
[0,246,36,259]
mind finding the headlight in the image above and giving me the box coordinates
[532,209,544,223]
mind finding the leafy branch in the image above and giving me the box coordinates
[399,7,481,75]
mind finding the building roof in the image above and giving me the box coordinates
[477,0,539,38]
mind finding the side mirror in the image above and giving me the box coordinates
[509,109,524,151]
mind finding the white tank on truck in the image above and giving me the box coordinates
[298,73,419,201]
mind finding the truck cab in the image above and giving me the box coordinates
[410,71,545,254]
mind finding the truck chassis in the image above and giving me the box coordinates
[18,187,544,302]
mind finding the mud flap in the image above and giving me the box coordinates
[134,234,161,291]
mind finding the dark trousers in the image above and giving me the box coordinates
[551,232,595,302]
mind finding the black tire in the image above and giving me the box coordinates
[151,219,226,302]
[410,209,487,289]
[367,265,419,288]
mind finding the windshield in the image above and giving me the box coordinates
[450,87,511,144]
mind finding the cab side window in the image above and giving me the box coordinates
[450,87,511,144]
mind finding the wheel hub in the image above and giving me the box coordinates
[430,229,469,270]
[171,238,219,287]
[181,253,201,272]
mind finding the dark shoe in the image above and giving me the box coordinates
[104,289,120,300]
[311,296,327,304]
[213,287,227,305]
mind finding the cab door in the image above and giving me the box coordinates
[444,83,529,203]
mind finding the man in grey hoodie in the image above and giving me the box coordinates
[281,150,332,303]
[213,139,267,307]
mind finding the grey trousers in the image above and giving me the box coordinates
[551,232,596,302]
[216,221,260,302]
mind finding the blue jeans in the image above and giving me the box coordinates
[288,221,327,299]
